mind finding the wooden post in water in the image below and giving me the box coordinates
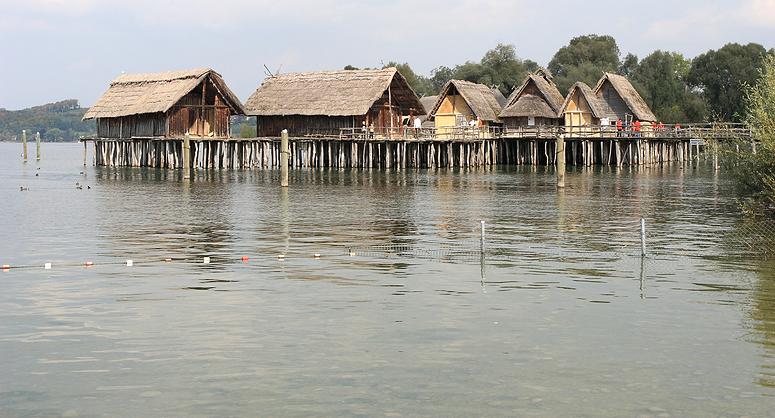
[556,133,566,188]
[22,130,28,162]
[83,139,88,166]
[183,134,191,179]
[640,218,647,257]
[35,132,41,161]
[280,129,289,187]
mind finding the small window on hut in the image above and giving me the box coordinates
[528,116,536,126]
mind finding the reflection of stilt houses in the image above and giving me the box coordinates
[243,68,424,138]
[83,68,245,138]
[427,80,505,138]
[499,70,564,129]
[593,72,656,126]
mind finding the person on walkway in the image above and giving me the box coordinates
[361,121,367,139]
[616,119,623,137]
[413,113,422,138]
[633,120,642,138]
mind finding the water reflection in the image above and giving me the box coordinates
[752,260,775,388]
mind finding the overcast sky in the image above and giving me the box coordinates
[1,0,774,110]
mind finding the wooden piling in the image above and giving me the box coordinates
[35,132,41,161]
[281,130,289,187]
[556,134,566,188]
[83,139,88,166]
[22,130,28,162]
[183,134,191,179]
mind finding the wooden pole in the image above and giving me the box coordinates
[22,130,28,162]
[281,129,289,187]
[640,218,647,257]
[83,140,88,166]
[183,134,191,179]
[35,132,41,161]
[556,134,566,188]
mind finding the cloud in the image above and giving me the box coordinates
[740,0,775,27]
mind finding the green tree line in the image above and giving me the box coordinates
[0,99,95,142]
[353,35,773,123]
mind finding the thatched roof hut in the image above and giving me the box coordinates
[559,82,608,127]
[84,68,244,139]
[499,71,565,127]
[244,68,424,137]
[428,80,505,125]
[593,72,657,122]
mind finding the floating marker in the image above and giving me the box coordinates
[203,257,210,264]
[84,261,94,267]
[126,260,133,267]
[164,258,172,263]
[313,253,321,259]
[277,254,285,260]
[241,256,249,262]
[2,264,10,270]
[44,263,51,270]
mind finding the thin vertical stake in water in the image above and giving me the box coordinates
[640,218,647,257]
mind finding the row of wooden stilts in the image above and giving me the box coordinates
[92,138,709,169]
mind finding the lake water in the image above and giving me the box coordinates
[1,142,774,417]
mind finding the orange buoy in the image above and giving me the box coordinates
[241,256,249,262]
[1,264,10,271]
[84,261,94,267]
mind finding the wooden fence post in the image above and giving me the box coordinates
[556,133,566,188]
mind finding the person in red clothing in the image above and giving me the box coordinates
[616,118,623,137]
[633,120,642,137]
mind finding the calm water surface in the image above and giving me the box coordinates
[1,142,774,417]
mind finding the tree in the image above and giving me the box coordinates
[478,43,538,96]
[548,34,622,94]
[618,53,639,77]
[631,51,707,122]
[688,43,769,121]
[428,66,455,94]
[724,53,775,216]
[383,61,432,96]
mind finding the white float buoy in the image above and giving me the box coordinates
[126,260,133,267]
[203,257,210,264]
[44,263,51,270]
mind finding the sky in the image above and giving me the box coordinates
[1,0,774,110]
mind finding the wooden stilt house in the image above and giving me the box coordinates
[427,80,505,138]
[593,72,657,125]
[243,68,425,138]
[499,70,564,129]
[83,68,245,138]
[559,82,608,135]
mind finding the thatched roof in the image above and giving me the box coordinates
[83,68,244,120]
[559,82,608,119]
[501,72,565,119]
[420,95,438,116]
[594,72,657,122]
[492,89,508,108]
[500,94,558,118]
[243,68,424,117]
[428,80,504,122]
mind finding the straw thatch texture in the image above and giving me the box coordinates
[501,73,565,118]
[83,68,244,120]
[420,96,438,116]
[500,94,558,118]
[559,82,608,118]
[244,68,424,117]
[594,73,657,121]
[428,80,504,122]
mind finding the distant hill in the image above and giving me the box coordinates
[0,99,96,142]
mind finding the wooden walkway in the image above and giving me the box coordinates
[82,123,750,169]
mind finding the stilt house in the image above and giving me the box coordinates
[243,68,425,137]
[593,72,657,125]
[499,70,564,128]
[83,68,245,138]
[559,82,608,133]
[427,80,505,136]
